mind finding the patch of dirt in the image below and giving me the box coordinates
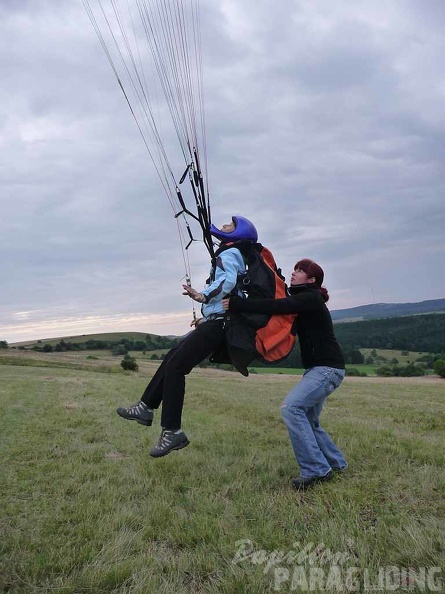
[105,451,130,460]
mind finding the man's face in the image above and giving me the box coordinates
[221,221,235,233]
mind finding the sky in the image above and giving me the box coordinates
[1,0,444,344]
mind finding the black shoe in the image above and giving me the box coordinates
[149,429,190,458]
[332,464,348,473]
[116,401,154,426]
[292,470,334,491]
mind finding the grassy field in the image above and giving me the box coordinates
[1,354,444,594]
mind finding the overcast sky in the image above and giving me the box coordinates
[1,0,444,343]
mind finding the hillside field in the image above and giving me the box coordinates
[1,353,444,594]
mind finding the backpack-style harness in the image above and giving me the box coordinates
[210,242,296,376]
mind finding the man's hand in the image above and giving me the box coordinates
[190,317,203,328]
[182,285,206,303]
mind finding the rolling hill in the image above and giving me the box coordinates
[331,298,445,322]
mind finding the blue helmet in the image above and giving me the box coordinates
[210,216,258,243]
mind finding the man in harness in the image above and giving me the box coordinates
[116,216,258,457]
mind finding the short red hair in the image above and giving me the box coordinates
[294,259,329,302]
[294,259,324,286]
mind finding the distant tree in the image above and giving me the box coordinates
[401,363,425,377]
[43,344,53,353]
[150,354,159,360]
[377,363,425,377]
[376,365,394,377]
[0,340,8,349]
[416,354,434,368]
[391,358,399,365]
[346,368,367,377]
[121,354,138,372]
[341,346,364,364]
[112,345,128,356]
[132,340,147,351]
[434,359,445,378]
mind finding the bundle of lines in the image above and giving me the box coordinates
[83,0,214,274]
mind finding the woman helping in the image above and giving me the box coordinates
[223,259,347,491]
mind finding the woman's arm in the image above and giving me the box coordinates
[225,291,317,315]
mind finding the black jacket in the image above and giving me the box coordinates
[229,284,345,369]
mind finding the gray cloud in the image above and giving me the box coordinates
[1,0,444,342]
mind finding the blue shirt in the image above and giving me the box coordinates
[201,247,245,318]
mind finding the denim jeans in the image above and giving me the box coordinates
[281,366,346,478]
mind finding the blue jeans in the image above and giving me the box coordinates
[281,366,346,478]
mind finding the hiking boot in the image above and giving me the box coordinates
[332,463,348,473]
[292,470,333,491]
[149,429,190,458]
[116,400,153,426]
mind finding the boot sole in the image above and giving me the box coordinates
[116,410,153,426]
[149,439,190,458]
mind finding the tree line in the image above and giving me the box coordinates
[333,313,445,353]
[2,314,444,374]
[6,335,179,354]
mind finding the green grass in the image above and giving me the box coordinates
[1,359,444,593]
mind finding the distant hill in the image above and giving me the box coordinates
[10,332,178,352]
[334,313,445,353]
[331,298,445,322]
[7,299,444,353]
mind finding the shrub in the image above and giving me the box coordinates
[121,354,138,372]
[376,365,394,377]
[434,359,445,378]
[346,368,367,377]
[377,363,425,377]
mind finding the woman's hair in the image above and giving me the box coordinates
[294,259,329,302]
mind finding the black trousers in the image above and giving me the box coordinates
[141,319,226,430]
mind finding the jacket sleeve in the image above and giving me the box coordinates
[201,248,243,303]
[228,292,317,315]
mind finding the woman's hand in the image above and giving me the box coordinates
[182,285,206,303]
[222,298,230,311]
